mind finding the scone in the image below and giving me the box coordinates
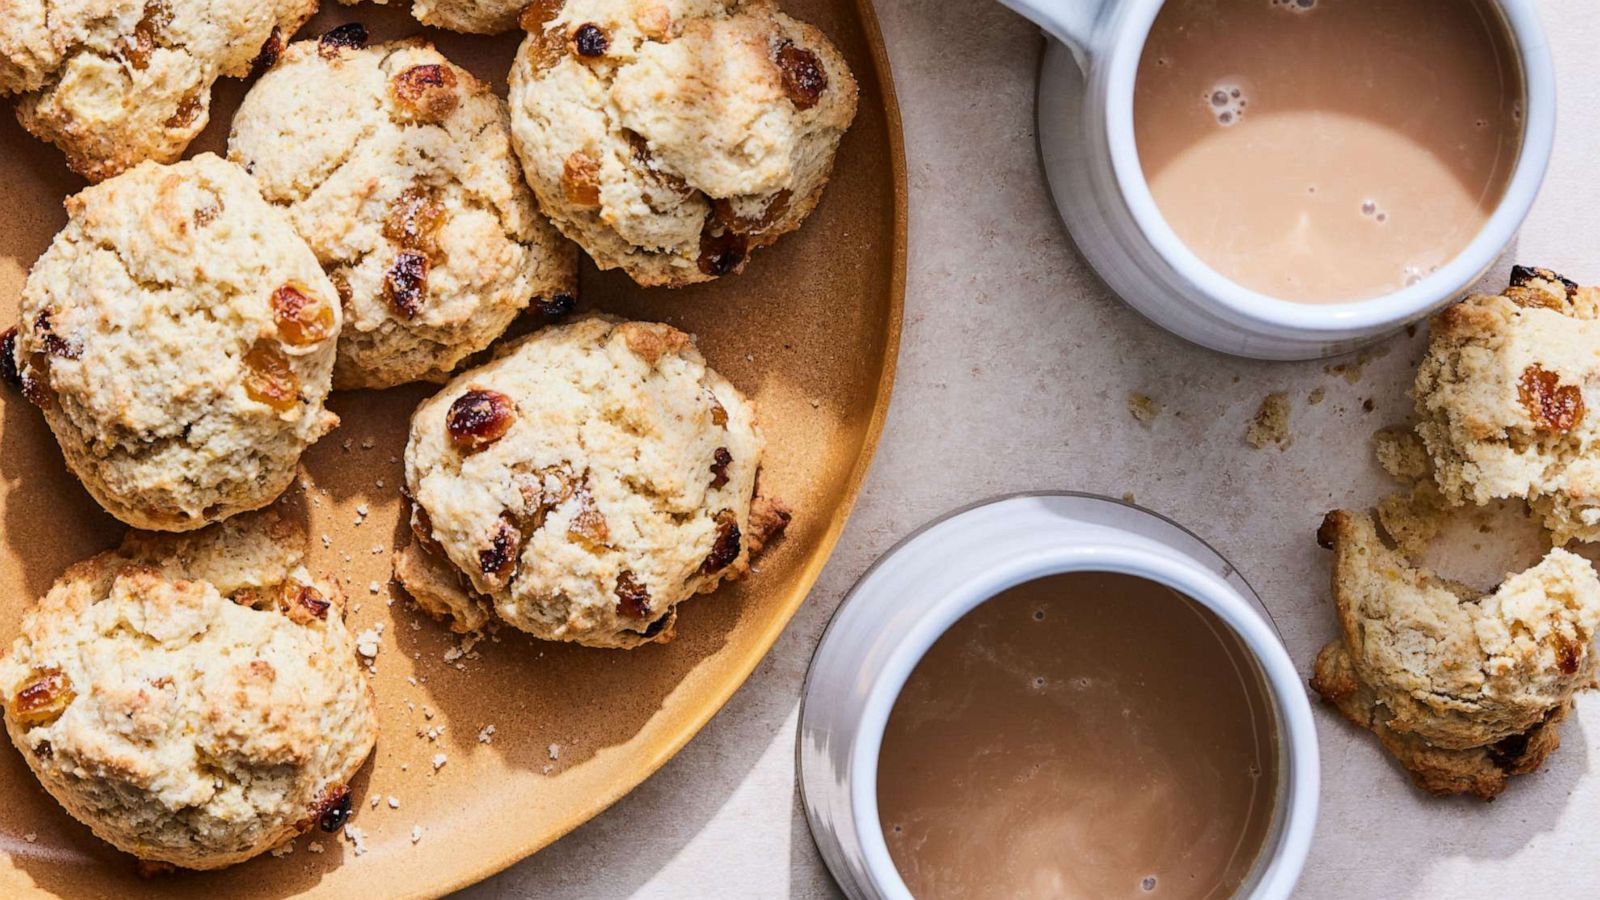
[229,31,578,389]
[397,315,790,647]
[507,0,858,287]
[0,510,377,869]
[340,0,527,35]
[1414,266,1600,543]
[1309,509,1600,799]
[5,154,341,531]
[0,0,315,182]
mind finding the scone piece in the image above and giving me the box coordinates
[6,154,341,531]
[229,32,578,389]
[398,315,789,647]
[0,0,314,182]
[0,510,377,869]
[1310,509,1600,799]
[507,0,858,287]
[1415,266,1600,543]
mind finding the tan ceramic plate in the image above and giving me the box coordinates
[0,2,903,896]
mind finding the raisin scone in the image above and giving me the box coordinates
[0,510,377,869]
[229,31,578,389]
[397,315,791,647]
[507,0,858,287]
[5,154,341,531]
[338,0,525,35]
[1415,266,1600,544]
[0,0,314,182]
[1309,509,1600,799]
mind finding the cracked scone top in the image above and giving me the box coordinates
[7,154,341,532]
[0,510,377,869]
[229,33,579,390]
[1415,266,1600,543]
[0,0,314,181]
[398,316,777,647]
[507,0,858,287]
[1310,510,1600,799]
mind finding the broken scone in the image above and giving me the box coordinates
[1415,266,1600,543]
[1310,509,1600,799]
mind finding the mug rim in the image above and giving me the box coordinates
[1102,0,1556,335]
[847,545,1320,900]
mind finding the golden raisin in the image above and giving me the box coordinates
[479,515,522,578]
[709,396,728,427]
[319,22,368,58]
[252,26,284,73]
[12,667,75,728]
[615,570,651,619]
[411,501,445,555]
[242,342,299,412]
[119,2,172,70]
[384,251,430,318]
[567,483,610,547]
[520,0,565,31]
[446,388,517,452]
[774,41,827,110]
[383,186,447,258]
[163,92,203,130]
[698,226,748,278]
[271,283,335,347]
[710,447,732,489]
[701,509,742,574]
[1519,365,1584,433]
[391,64,460,122]
[280,583,331,624]
[562,152,603,208]
[573,23,610,58]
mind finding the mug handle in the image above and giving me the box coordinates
[997,0,1109,66]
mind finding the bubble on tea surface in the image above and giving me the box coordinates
[1033,608,1046,621]
[1204,82,1247,126]
[1030,676,1047,690]
[1141,876,1158,892]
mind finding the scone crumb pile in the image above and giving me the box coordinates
[1246,392,1292,449]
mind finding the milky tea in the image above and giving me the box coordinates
[877,572,1279,899]
[1135,0,1524,303]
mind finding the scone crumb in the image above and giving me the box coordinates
[478,724,497,744]
[308,841,325,854]
[388,796,401,810]
[432,753,447,771]
[269,841,293,858]
[369,581,382,594]
[1126,392,1162,424]
[411,825,423,844]
[344,825,368,856]
[356,625,384,659]
[1246,393,1292,450]
[1309,387,1326,405]
[547,743,561,761]
[369,796,380,809]
[23,833,37,844]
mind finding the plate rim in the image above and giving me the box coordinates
[417,2,907,895]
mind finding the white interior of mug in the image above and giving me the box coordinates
[848,545,1319,900]
[1103,0,1555,334]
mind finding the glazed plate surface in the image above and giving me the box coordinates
[0,2,904,896]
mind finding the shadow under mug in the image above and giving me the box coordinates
[999,0,1555,361]
[797,494,1320,900]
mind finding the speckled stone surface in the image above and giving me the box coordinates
[462,2,1600,896]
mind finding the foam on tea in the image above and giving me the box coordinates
[1134,0,1524,303]
[877,572,1278,900]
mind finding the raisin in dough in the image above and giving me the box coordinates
[0,510,377,869]
[7,154,341,531]
[507,0,858,287]
[0,0,315,181]
[229,33,578,389]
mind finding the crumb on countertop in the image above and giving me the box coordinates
[1126,392,1162,424]
[1246,393,1292,450]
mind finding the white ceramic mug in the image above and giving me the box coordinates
[798,494,1320,899]
[1000,0,1555,360]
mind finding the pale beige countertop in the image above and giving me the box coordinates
[463,1,1600,896]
